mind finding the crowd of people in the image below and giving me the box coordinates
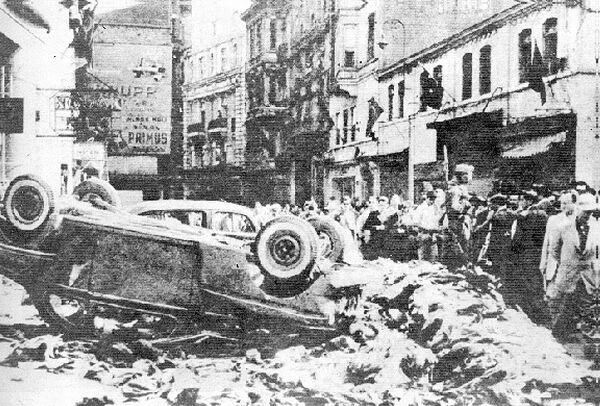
[252,164,600,342]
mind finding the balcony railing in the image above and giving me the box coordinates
[187,122,205,133]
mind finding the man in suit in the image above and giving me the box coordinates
[487,193,518,280]
[547,193,596,341]
[540,193,577,291]
[510,190,549,323]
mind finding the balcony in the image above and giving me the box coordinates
[248,51,279,68]
[187,122,205,133]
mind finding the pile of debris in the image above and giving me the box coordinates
[0,261,597,405]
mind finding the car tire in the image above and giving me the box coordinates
[307,216,345,262]
[0,175,57,250]
[253,215,318,281]
[73,178,121,208]
[3,174,55,231]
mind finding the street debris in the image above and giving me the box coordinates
[0,258,598,405]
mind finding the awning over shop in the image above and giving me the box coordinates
[501,131,567,158]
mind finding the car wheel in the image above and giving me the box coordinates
[0,175,57,249]
[254,216,318,281]
[307,216,345,262]
[73,178,121,208]
[3,175,55,231]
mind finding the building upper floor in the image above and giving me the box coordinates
[330,1,597,155]
[183,0,248,88]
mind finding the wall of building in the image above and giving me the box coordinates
[0,2,78,196]
[90,24,172,161]
[182,0,248,170]
[327,2,598,200]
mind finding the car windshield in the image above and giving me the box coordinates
[210,212,255,233]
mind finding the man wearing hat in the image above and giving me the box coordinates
[510,189,549,323]
[487,193,518,279]
[547,193,596,341]
[443,163,474,267]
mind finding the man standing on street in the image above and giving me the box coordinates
[444,163,474,268]
[412,190,444,262]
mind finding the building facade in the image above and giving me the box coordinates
[75,1,175,200]
[0,1,89,196]
[326,1,598,201]
[242,0,336,205]
[181,0,248,202]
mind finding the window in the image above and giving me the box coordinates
[343,109,349,143]
[388,84,394,120]
[231,117,236,134]
[344,51,355,68]
[201,110,206,130]
[479,45,491,95]
[211,212,256,233]
[256,21,262,53]
[367,13,375,61]
[232,44,238,66]
[420,71,429,111]
[462,53,473,100]
[433,65,443,88]
[221,48,227,72]
[335,112,341,144]
[543,18,558,75]
[268,75,277,104]
[249,26,255,58]
[188,60,194,81]
[350,107,356,141]
[397,81,405,118]
[270,19,277,50]
[518,29,532,83]
[198,57,204,78]
[210,53,214,74]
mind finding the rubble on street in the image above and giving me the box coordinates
[0,258,598,406]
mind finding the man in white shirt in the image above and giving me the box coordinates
[412,191,443,262]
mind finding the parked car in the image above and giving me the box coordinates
[126,200,259,241]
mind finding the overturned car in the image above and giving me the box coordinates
[0,175,357,336]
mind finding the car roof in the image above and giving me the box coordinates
[126,199,256,219]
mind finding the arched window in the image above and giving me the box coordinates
[388,84,394,120]
[479,45,491,95]
[543,18,558,74]
[518,29,532,83]
[221,47,227,71]
[462,53,473,100]
[232,43,238,66]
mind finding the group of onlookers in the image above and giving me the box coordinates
[250,164,600,342]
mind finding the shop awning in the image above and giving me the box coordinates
[501,131,567,159]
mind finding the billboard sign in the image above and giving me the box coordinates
[86,28,172,156]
